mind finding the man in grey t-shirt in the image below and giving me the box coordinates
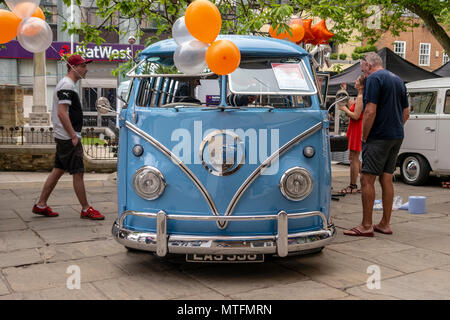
[32,55,104,220]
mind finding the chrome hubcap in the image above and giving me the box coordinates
[403,157,419,181]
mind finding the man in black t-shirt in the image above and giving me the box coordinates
[344,52,410,237]
[32,55,104,220]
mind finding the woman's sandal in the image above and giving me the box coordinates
[340,184,361,194]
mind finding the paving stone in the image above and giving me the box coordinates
[364,248,450,273]
[0,277,9,296]
[229,280,348,300]
[0,218,27,232]
[0,209,17,220]
[438,265,450,272]
[0,283,107,300]
[275,248,403,289]
[39,239,127,263]
[3,256,126,292]
[331,227,371,244]
[28,217,104,231]
[327,238,414,259]
[346,269,450,300]
[172,291,230,300]
[106,251,177,275]
[0,230,44,252]
[0,248,42,268]
[93,270,213,300]
[182,262,308,296]
[36,224,111,245]
[0,190,19,201]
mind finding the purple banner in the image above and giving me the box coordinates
[0,40,145,62]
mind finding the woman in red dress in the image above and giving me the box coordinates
[339,75,366,194]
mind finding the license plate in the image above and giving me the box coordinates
[186,254,264,263]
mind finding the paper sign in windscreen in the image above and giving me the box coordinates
[271,63,309,90]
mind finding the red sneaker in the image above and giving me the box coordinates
[32,205,59,217]
[80,206,105,220]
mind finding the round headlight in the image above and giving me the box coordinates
[280,167,314,201]
[133,166,166,200]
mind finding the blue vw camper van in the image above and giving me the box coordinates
[110,35,336,262]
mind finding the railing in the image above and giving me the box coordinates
[0,126,118,160]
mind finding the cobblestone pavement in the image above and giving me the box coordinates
[0,166,449,300]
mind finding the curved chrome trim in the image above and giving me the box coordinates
[125,121,220,216]
[199,129,245,177]
[222,121,323,228]
[132,166,166,200]
[279,167,314,201]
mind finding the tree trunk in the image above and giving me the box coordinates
[406,3,450,55]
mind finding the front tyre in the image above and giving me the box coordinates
[400,154,430,186]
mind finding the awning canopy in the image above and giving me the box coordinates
[327,47,441,96]
[433,61,450,77]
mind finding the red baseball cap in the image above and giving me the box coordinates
[67,54,93,67]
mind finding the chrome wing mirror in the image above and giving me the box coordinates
[96,97,113,114]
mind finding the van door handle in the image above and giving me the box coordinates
[425,127,435,132]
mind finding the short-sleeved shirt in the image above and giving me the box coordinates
[363,69,409,140]
[52,76,83,140]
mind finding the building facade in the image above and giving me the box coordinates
[0,0,156,127]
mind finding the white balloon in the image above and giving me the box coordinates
[173,40,208,75]
[17,17,53,53]
[172,16,195,46]
[5,0,40,19]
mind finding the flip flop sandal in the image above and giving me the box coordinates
[343,227,374,237]
[373,225,393,235]
[340,184,359,195]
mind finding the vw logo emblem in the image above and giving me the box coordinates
[199,130,245,176]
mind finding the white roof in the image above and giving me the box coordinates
[406,77,450,89]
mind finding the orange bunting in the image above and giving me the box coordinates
[206,40,241,75]
[0,9,21,44]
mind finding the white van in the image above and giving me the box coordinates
[398,77,450,185]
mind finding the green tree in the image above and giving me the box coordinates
[55,0,448,52]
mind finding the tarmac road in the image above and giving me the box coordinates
[0,164,449,300]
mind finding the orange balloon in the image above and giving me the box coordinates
[206,40,241,75]
[32,7,46,21]
[0,9,21,44]
[185,0,222,44]
[301,19,315,44]
[287,23,305,43]
[311,19,334,45]
[269,25,287,39]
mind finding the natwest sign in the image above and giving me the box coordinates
[0,41,144,62]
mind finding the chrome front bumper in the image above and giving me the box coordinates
[112,210,335,258]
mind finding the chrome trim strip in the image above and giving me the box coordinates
[118,210,328,227]
[125,121,220,217]
[222,121,323,228]
[156,210,167,257]
[277,211,288,257]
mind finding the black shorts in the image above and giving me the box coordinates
[361,139,403,176]
[54,138,85,174]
